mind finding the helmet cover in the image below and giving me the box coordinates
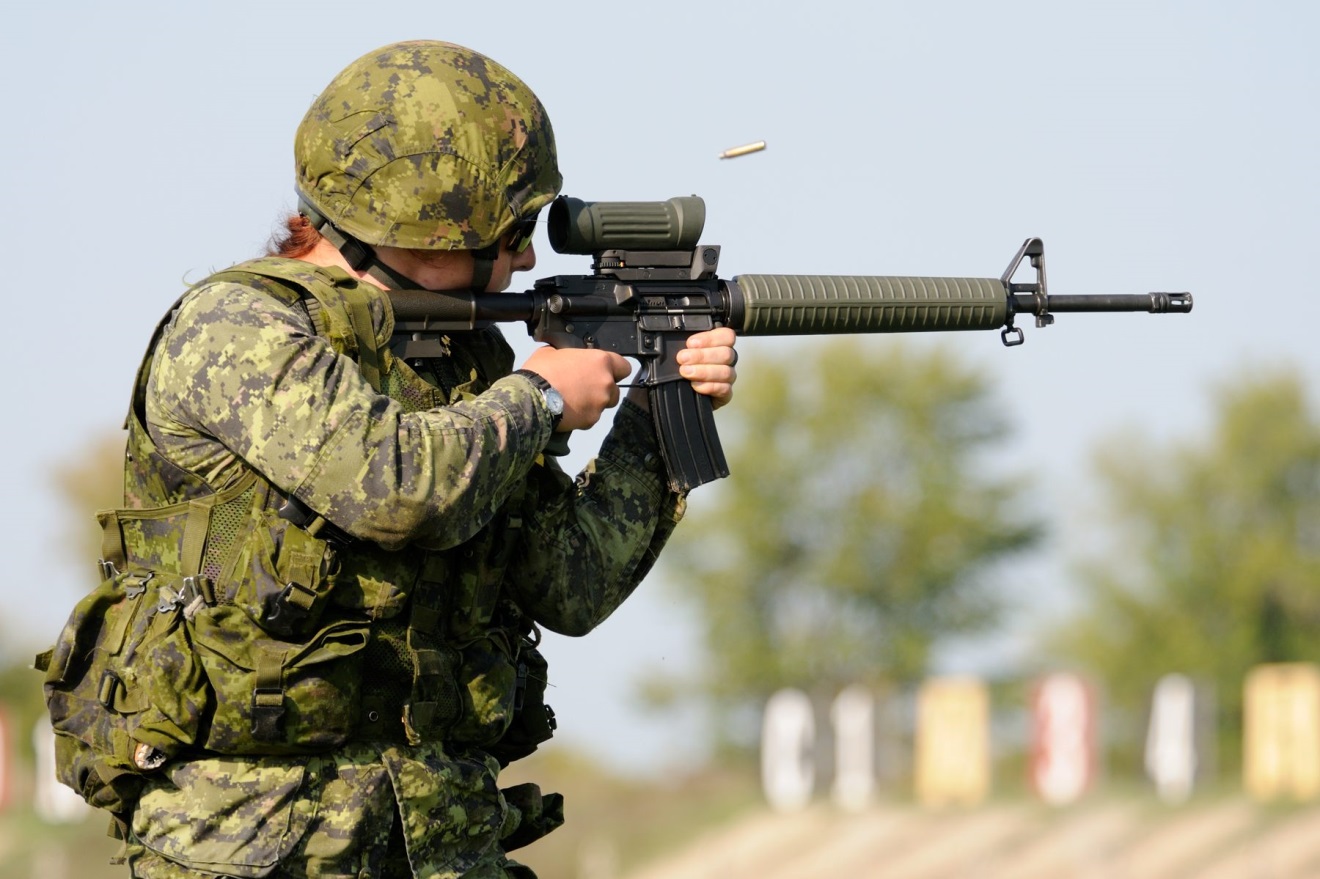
[296,41,562,251]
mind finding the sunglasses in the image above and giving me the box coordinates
[505,213,539,254]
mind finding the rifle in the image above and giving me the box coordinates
[388,196,1192,493]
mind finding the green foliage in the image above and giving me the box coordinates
[4,432,125,665]
[1049,368,1320,766]
[3,430,127,665]
[51,432,125,568]
[657,338,1040,745]
[0,662,46,770]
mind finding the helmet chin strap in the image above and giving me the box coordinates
[468,244,500,294]
[298,197,496,294]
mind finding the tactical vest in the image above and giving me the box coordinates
[39,258,554,820]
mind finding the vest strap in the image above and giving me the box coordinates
[409,601,443,637]
[97,510,126,577]
[181,500,210,579]
[250,648,286,742]
[344,291,383,391]
[210,263,388,394]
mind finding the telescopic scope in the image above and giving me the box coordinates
[548,195,706,254]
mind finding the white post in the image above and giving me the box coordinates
[1031,673,1094,806]
[761,688,816,812]
[1145,674,1197,804]
[830,685,875,812]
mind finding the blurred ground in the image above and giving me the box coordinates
[0,748,761,879]
[7,754,1320,879]
[624,796,1320,879]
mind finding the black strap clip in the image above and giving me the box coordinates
[277,496,354,547]
[251,687,285,741]
[265,581,316,636]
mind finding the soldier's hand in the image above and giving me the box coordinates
[677,327,739,410]
[520,347,632,432]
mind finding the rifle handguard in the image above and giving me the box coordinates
[732,275,1008,336]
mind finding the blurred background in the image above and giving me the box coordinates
[3,0,1319,876]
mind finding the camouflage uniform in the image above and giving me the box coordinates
[42,41,687,879]
[119,259,683,878]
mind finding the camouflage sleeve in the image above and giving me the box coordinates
[147,280,553,550]
[504,399,687,637]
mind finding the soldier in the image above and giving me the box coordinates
[41,40,736,878]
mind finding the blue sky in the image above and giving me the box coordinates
[2,0,1316,775]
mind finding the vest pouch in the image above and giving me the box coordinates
[444,635,520,750]
[40,568,206,814]
[486,641,556,767]
[190,604,368,754]
[328,548,417,620]
[227,508,337,639]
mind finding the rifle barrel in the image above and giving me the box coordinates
[1021,292,1193,313]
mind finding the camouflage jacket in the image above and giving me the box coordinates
[117,258,685,876]
[144,258,685,627]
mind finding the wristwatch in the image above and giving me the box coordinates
[514,369,565,430]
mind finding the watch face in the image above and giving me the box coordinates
[545,387,565,417]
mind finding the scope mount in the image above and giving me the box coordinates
[592,246,722,282]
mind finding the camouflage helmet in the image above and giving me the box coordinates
[295,41,562,252]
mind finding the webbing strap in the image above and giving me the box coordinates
[293,274,384,394]
[266,541,326,636]
[251,649,286,742]
[181,500,210,579]
[360,256,420,294]
[414,644,447,675]
[408,553,448,636]
[409,602,443,636]
[211,262,388,394]
[283,555,321,612]
[344,290,383,391]
[97,511,126,573]
[298,285,360,363]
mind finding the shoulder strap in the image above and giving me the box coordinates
[120,258,387,519]
[211,259,388,392]
[124,258,387,427]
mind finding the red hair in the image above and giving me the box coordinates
[268,213,324,259]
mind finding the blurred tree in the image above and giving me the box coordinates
[651,338,1040,748]
[1048,368,1320,768]
[5,431,128,666]
[7,432,125,746]
[1,660,48,766]
[51,432,125,567]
